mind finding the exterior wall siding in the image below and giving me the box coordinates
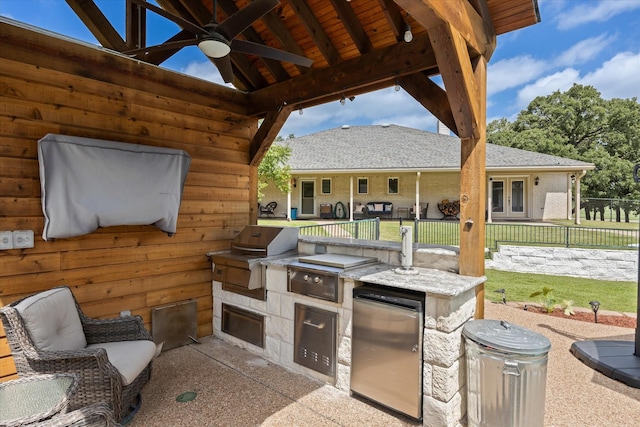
[0,24,255,379]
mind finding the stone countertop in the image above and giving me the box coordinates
[263,254,483,298]
[358,267,485,297]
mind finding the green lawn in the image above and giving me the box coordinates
[484,269,638,313]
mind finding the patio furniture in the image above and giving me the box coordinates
[410,203,429,219]
[0,287,156,423]
[352,203,367,219]
[0,373,119,426]
[259,201,277,217]
[365,202,393,218]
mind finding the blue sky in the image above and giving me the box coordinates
[2,0,639,138]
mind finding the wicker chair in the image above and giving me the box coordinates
[0,373,119,426]
[0,287,155,423]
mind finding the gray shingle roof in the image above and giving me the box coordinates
[280,125,593,172]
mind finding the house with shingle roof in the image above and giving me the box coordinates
[261,124,595,222]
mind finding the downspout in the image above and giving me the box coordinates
[574,170,587,225]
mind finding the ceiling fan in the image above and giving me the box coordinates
[126,0,313,83]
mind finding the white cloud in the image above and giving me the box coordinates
[579,51,640,99]
[554,34,616,67]
[487,55,547,96]
[516,68,580,108]
[556,0,640,30]
[179,61,230,87]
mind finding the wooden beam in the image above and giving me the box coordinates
[459,55,487,318]
[247,34,437,116]
[65,0,127,51]
[377,0,406,41]
[329,0,374,54]
[261,9,311,75]
[427,21,481,139]
[399,72,458,135]
[393,0,495,58]
[125,0,145,51]
[289,0,342,65]
[249,104,295,166]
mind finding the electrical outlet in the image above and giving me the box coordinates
[13,230,34,249]
[0,231,13,250]
[120,310,131,317]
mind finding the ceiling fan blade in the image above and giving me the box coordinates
[231,40,314,67]
[217,0,279,40]
[214,56,235,83]
[129,0,207,35]
[123,38,198,56]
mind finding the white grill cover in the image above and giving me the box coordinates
[38,134,191,240]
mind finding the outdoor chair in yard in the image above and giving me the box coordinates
[259,201,277,217]
[0,287,156,424]
[0,373,119,426]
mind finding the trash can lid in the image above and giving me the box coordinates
[462,319,551,355]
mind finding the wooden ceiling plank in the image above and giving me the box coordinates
[229,52,269,89]
[399,72,458,136]
[329,0,373,54]
[249,104,295,166]
[65,0,127,51]
[393,0,495,58]
[247,34,437,116]
[217,0,291,83]
[288,0,342,65]
[427,21,481,139]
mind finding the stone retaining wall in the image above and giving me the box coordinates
[487,245,638,281]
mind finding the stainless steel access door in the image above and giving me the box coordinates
[351,289,424,420]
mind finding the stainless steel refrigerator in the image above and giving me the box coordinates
[351,285,424,420]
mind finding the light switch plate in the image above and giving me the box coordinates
[13,230,34,249]
[0,231,13,250]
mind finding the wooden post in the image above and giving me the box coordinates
[460,56,487,319]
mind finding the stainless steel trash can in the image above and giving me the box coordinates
[463,320,551,427]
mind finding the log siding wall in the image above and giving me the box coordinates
[0,23,256,379]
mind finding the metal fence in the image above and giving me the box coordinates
[409,219,639,251]
[299,218,380,240]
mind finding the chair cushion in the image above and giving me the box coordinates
[14,288,87,351]
[87,340,156,385]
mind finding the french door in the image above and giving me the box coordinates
[491,178,527,219]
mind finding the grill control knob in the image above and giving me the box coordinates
[304,275,310,281]
[313,276,320,283]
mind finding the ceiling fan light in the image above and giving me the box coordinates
[198,35,231,58]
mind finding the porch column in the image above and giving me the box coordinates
[349,176,354,221]
[567,174,573,220]
[415,172,421,219]
[487,177,492,223]
[287,188,292,221]
[574,170,586,225]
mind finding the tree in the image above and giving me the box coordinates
[487,84,640,221]
[257,137,292,201]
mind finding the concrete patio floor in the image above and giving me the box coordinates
[130,302,640,427]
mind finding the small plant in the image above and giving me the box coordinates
[529,286,556,313]
[561,299,575,316]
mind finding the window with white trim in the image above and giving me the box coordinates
[321,178,332,194]
[357,178,368,194]
[388,177,399,194]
